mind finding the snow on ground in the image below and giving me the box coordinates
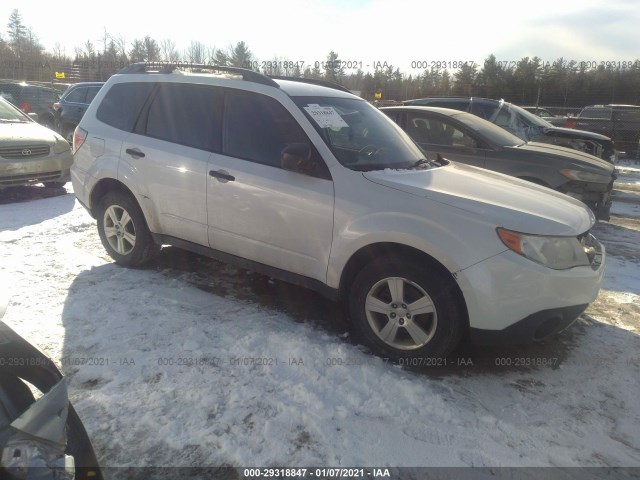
[1,182,640,471]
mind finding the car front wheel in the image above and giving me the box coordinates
[349,257,463,361]
[96,192,159,266]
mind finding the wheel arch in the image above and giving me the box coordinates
[339,242,470,333]
[89,178,137,217]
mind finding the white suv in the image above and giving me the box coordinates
[71,63,606,360]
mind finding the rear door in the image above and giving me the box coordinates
[206,89,334,282]
[122,83,221,246]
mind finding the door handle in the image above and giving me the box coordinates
[125,148,145,159]
[209,169,235,182]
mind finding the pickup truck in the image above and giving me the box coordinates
[565,104,640,159]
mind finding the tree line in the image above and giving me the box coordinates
[1,9,639,109]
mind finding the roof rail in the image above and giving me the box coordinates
[268,75,352,94]
[117,62,279,88]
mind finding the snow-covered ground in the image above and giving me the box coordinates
[1,165,639,471]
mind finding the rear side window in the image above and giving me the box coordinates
[86,87,101,104]
[143,84,222,151]
[614,110,640,122]
[223,91,311,167]
[579,108,611,119]
[96,82,154,132]
[65,87,86,103]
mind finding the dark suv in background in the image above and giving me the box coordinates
[566,104,640,159]
[0,80,60,130]
[403,97,618,163]
[53,82,104,142]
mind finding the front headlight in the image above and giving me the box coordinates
[497,228,590,270]
[52,135,72,155]
[560,168,612,184]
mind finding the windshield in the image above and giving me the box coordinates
[508,103,552,128]
[0,98,29,123]
[293,96,424,171]
[453,111,526,147]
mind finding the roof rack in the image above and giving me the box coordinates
[117,62,279,88]
[268,75,352,94]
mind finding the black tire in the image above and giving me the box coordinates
[96,191,159,266]
[349,256,463,361]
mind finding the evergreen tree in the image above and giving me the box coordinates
[229,41,253,68]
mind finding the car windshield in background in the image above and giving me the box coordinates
[0,99,28,122]
[293,96,424,171]
[509,103,552,128]
[453,111,527,147]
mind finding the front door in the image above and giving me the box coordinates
[206,90,334,282]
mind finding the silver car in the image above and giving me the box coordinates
[70,64,606,361]
[0,97,72,189]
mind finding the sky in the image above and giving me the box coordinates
[2,0,640,74]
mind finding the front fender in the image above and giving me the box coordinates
[327,204,504,288]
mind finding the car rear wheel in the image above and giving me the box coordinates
[96,191,159,266]
[349,257,463,361]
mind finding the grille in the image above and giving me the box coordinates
[0,144,50,159]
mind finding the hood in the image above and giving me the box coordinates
[363,162,594,236]
[541,125,612,143]
[0,121,61,145]
[508,142,615,173]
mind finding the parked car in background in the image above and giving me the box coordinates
[71,63,606,360]
[522,106,554,117]
[0,81,60,130]
[565,104,640,159]
[0,297,103,480]
[0,96,72,189]
[521,106,568,126]
[381,106,615,220]
[53,82,104,143]
[403,97,618,163]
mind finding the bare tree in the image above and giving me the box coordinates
[161,38,180,62]
[184,40,206,64]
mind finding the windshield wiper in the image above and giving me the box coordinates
[410,158,438,169]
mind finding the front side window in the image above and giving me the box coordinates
[293,96,424,171]
[406,112,477,148]
[143,84,221,151]
[223,91,317,169]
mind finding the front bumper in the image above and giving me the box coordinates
[456,234,605,341]
[560,178,614,221]
[0,150,72,188]
[470,304,587,345]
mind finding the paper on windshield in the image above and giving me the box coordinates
[304,104,349,129]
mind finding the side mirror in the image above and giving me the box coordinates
[28,112,39,122]
[281,143,314,174]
